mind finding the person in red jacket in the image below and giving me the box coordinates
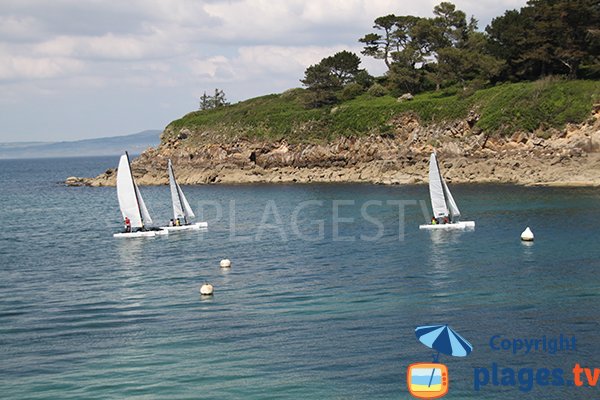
[124,216,131,232]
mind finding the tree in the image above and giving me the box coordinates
[198,88,229,111]
[486,0,600,80]
[199,92,212,111]
[485,9,528,80]
[321,51,362,86]
[387,62,426,94]
[212,88,228,108]
[359,14,401,70]
[436,32,503,88]
[432,2,468,48]
[301,51,365,108]
[301,63,340,108]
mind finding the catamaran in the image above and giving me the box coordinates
[113,152,167,238]
[419,152,475,230]
[160,159,207,232]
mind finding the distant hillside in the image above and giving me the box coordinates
[0,130,161,159]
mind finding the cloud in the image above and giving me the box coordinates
[0,54,83,81]
[33,31,181,61]
[190,55,234,81]
[0,15,43,41]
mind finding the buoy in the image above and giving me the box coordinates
[521,227,534,242]
[219,259,231,268]
[200,283,214,295]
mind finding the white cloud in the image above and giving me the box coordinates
[190,55,233,80]
[33,30,184,61]
[0,54,83,81]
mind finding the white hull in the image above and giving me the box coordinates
[113,228,169,238]
[419,221,475,230]
[161,222,208,232]
[113,230,157,238]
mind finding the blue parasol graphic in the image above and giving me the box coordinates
[415,324,473,387]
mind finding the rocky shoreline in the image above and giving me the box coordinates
[67,108,600,187]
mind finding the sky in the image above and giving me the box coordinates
[0,0,528,142]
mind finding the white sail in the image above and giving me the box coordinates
[135,182,153,224]
[178,184,195,218]
[168,160,185,219]
[116,154,144,228]
[428,153,449,218]
[442,179,460,220]
[168,160,195,220]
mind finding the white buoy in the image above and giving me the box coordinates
[200,283,214,295]
[521,227,534,242]
[219,259,231,268]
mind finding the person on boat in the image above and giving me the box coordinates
[169,219,174,227]
[175,218,181,226]
[431,216,437,225]
[124,216,131,233]
[443,216,449,224]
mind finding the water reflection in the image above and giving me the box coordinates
[117,237,145,267]
[199,294,215,303]
[424,230,467,319]
[427,230,465,279]
[520,239,536,268]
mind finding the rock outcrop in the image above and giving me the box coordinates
[69,106,600,187]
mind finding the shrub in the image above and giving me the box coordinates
[339,83,365,101]
[367,83,388,97]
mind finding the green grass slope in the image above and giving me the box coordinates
[166,79,600,144]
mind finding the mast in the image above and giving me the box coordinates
[126,151,145,228]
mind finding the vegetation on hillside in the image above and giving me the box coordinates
[169,79,599,144]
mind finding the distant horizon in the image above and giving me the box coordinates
[0,129,160,159]
[0,129,161,145]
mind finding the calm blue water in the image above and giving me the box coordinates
[1,156,599,399]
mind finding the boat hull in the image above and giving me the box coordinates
[113,231,157,238]
[113,228,169,238]
[160,222,208,232]
[419,221,475,230]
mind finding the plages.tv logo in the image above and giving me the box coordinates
[407,325,473,399]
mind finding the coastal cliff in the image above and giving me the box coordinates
[69,104,600,187]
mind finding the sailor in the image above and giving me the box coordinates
[124,216,131,232]
[176,218,181,226]
[443,216,449,224]
[431,216,437,225]
[169,219,174,227]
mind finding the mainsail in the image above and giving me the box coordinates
[168,159,195,222]
[429,153,460,221]
[116,152,151,228]
[428,153,449,218]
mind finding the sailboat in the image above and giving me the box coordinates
[419,153,475,230]
[160,159,207,232]
[113,152,168,238]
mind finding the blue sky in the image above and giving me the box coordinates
[0,0,527,142]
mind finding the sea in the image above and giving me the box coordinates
[0,156,599,399]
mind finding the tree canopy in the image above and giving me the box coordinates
[301,51,367,108]
[301,0,599,108]
[487,0,600,80]
[199,89,229,111]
